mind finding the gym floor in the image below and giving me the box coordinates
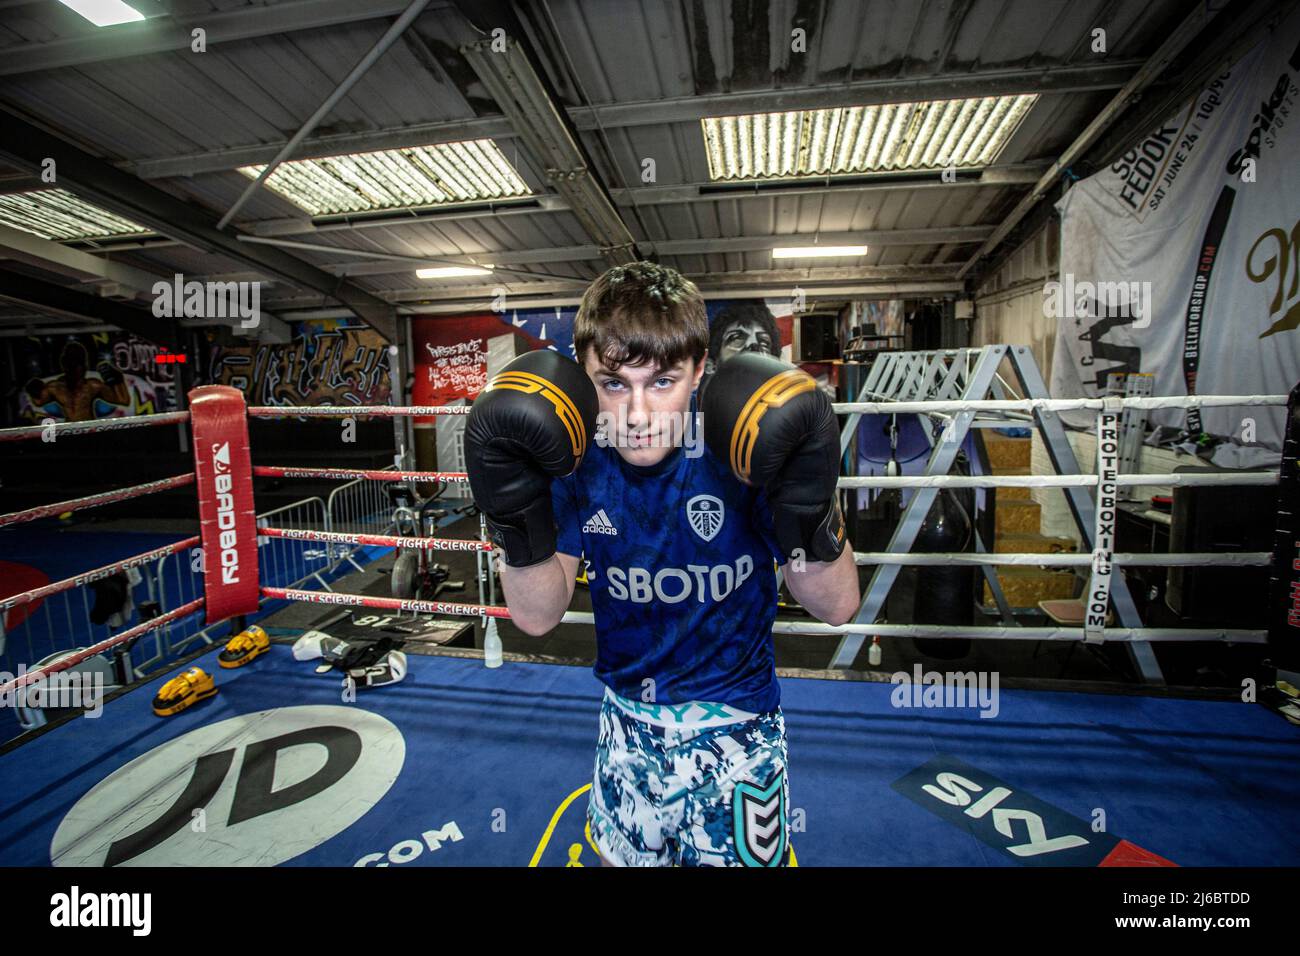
[2,637,1295,867]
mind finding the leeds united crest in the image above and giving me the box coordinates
[686,494,725,542]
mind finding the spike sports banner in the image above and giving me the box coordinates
[1050,9,1300,461]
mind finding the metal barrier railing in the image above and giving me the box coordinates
[316,466,493,619]
[256,497,330,591]
[1,584,96,677]
[1,563,194,681]
[140,494,336,671]
[145,546,212,667]
[0,540,207,736]
[1,489,340,699]
[323,465,397,576]
[1,465,443,739]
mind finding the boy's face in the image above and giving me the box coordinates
[582,350,705,467]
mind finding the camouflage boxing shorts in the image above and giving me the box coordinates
[587,687,790,867]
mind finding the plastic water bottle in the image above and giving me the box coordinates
[868,635,882,667]
[484,616,503,668]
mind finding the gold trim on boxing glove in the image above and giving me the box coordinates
[487,370,588,459]
[730,369,815,482]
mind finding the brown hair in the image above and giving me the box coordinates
[573,261,708,372]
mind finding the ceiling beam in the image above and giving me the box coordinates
[0,223,294,342]
[131,118,514,180]
[1087,0,1300,169]
[297,228,993,278]
[612,163,1048,206]
[685,267,962,286]
[276,277,964,318]
[586,62,1144,126]
[0,270,180,348]
[460,30,637,265]
[955,2,1228,279]
[0,0,430,77]
[234,233,591,285]
[0,107,397,340]
[216,0,432,229]
[264,265,963,308]
[0,221,165,293]
[244,196,564,236]
[240,165,1043,239]
[124,63,1140,180]
[90,163,1048,257]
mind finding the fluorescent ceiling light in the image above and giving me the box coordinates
[0,189,151,240]
[702,94,1038,181]
[416,266,494,279]
[240,141,532,217]
[772,246,868,259]
[57,0,144,27]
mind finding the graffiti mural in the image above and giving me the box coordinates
[204,322,392,406]
[13,332,177,425]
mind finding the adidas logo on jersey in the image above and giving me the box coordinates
[582,509,619,535]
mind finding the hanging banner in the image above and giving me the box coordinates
[1050,10,1300,463]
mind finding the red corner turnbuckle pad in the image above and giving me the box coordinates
[188,386,259,624]
[1099,839,1177,867]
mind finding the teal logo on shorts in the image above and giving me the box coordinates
[733,774,786,867]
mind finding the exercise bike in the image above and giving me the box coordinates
[386,482,472,601]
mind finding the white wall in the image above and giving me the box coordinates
[969,220,1058,382]
[1031,428,1204,545]
[965,220,1210,542]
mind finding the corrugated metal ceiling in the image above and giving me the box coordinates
[0,0,1199,325]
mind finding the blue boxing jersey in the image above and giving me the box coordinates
[552,397,788,714]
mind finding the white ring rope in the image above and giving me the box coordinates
[850,551,1270,567]
[838,473,1278,488]
[833,394,1285,415]
[555,611,1263,643]
[241,386,1285,649]
[241,395,1286,423]
[767,622,1267,643]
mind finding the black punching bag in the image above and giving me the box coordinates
[888,486,976,659]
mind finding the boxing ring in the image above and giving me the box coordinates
[1,361,1299,866]
[4,643,1297,866]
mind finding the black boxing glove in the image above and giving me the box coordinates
[464,350,599,568]
[700,352,846,563]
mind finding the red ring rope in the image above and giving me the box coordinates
[0,536,201,613]
[0,598,205,696]
[0,474,196,529]
[0,410,191,443]
[253,466,469,483]
[259,527,490,552]
[262,586,508,619]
